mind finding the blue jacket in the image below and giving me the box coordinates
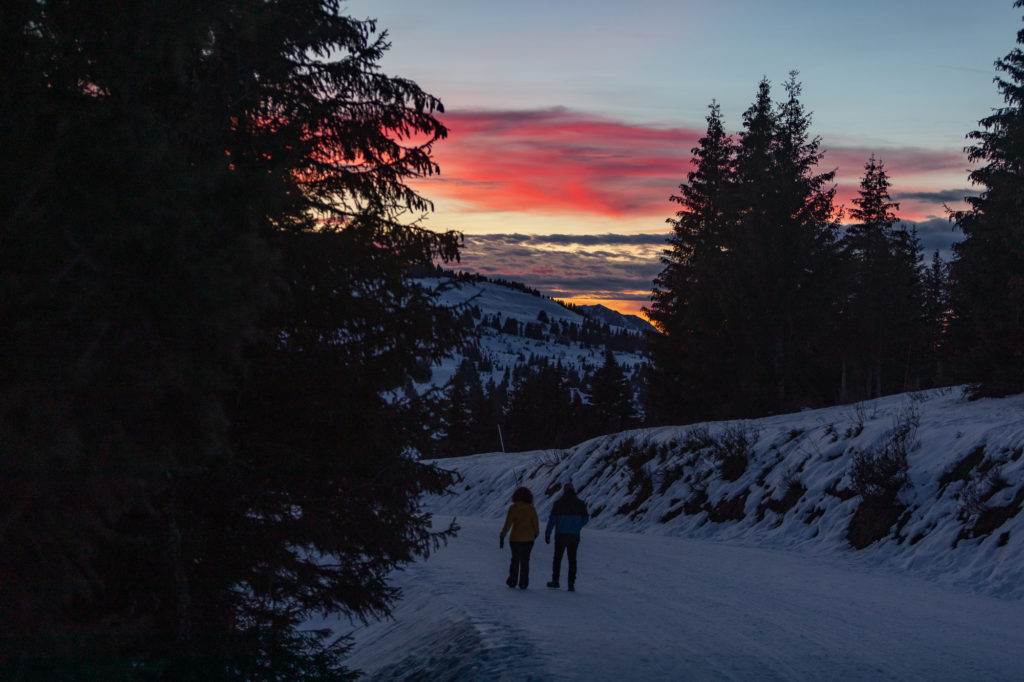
[545,493,589,538]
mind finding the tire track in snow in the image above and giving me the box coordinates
[346,546,551,681]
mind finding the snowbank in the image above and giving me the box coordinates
[427,387,1024,599]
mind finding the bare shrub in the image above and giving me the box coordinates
[960,486,1024,543]
[958,477,988,521]
[707,489,750,523]
[849,404,919,501]
[771,474,807,514]
[681,424,714,452]
[846,404,920,549]
[608,438,659,517]
[707,422,759,482]
[656,462,686,494]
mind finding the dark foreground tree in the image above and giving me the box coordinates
[1,2,460,678]
[949,0,1024,397]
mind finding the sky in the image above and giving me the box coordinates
[346,0,1023,317]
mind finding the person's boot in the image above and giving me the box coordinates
[546,581,559,588]
[506,577,516,588]
[568,583,575,592]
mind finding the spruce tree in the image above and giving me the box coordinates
[647,76,840,421]
[839,157,925,400]
[646,101,738,423]
[726,78,783,415]
[949,0,1024,397]
[503,361,575,451]
[921,251,951,385]
[1,2,461,678]
[755,73,840,412]
[588,350,638,434]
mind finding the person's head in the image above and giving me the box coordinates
[562,482,576,498]
[512,486,533,504]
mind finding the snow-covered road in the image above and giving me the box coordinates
[340,516,1024,680]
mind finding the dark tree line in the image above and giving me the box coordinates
[476,310,647,353]
[1,2,462,679]
[646,75,938,424]
[649,0,1024,424]
[434,350,639,458]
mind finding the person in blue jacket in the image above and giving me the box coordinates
[545,482,589,592]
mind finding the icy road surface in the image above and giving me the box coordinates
[341,516,1024,681]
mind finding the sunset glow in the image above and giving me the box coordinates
[556,296,654,321]
[344,0,1018,317]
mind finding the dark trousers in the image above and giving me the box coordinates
[508,540,534,588]
[552,533,580,586]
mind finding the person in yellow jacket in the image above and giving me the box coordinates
[499,486,539,589]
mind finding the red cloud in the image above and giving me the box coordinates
[418,108,969,221]
[420,108,702,217]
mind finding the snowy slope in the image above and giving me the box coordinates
[433,277,584,327]
[429,387,1024,598]
[336,388,1024,680]
[418,277,649,391]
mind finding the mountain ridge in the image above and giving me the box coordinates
[419,275,651,392]
[577,303,657,334]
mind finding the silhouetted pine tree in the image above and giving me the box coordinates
[588,350,638,434]
[1,2,462,678]
[438,364,475,458]
[646,101,739,423]
[921,251,952,385]
[649,75,840,422]
[503,361,576,451]
[436,359,509,458]
[467,376,506,454]
[949,0,1024,397]
[749,73,840,412]
[839,157,925,400]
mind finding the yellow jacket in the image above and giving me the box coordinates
[500,501,539,543]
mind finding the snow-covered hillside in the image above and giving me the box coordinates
[431,387,1024,598]
[420,276,650,393]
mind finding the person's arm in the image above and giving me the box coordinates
[530,507,539,539]
[581,502,589,528]
[544,511,555,542]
